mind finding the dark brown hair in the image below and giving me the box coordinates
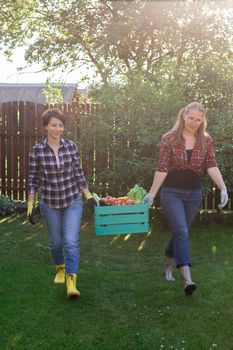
[41,108,66,127]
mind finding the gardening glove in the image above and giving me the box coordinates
[218,187,228,209]
[84,191,97,211]
[27,201,36,225]
[142,193,154,207]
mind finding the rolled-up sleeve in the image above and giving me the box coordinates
[156,136,171,172]
[28,147,41,194]
[205,136,217,169]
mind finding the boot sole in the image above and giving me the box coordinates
[67,294,80,299]
[67,291,80,298]
[185,284,197,296]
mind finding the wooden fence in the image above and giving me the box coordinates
[0,101,92,200]
[0,101,232,210]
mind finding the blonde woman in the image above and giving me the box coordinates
[143,102,228,295]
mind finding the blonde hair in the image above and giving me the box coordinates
[167,102,208,149]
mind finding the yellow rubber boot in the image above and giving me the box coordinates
[66,274,80,298]
[54,264,65,284]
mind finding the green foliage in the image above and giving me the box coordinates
[42,79,64,104]
[207,107,233,189]
[1,1,233,83]
[86,70,233,195]
[85,72,185,194]
[0,195,15,216]
[1,1,232,195]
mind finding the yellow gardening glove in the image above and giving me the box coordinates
[84,191,93,200]
[27,201,33,216]
[84,191,96,210]
[27,201,36,225]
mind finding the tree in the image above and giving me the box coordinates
[1,0,233,194]
[42,79,64,104]
[1,0,233,85]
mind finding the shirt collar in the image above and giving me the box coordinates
[42,137,67,149]
[181,136,199,149]
[60,138,67,148]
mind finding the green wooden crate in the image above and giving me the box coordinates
[94,204,149,235]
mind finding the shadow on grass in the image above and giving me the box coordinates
[1,214,233,349]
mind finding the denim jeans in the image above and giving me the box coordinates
[40,196,83,274]
[160,187,202,267]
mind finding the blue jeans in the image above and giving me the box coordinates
[40,196,83,274]
[160,187,202,267]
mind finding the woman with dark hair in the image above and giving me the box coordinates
[27,108,95,298]
[143,102,228,295]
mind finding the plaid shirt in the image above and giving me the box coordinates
[156,133,217,176]
[28,138,88,209]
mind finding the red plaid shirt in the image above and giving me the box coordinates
[156,133,217,176]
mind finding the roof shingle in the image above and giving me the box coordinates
[0,83,87,104]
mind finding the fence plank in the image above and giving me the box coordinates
[35,104,46,142]
[0,101,232,211]
[6,102,13,197]
[18,102,26,200]
[12,102,19,198]
[0,103,7,195]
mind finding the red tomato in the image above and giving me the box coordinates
[109,197,117,205]
[126,199,135,205]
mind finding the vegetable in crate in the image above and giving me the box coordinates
[99,196,135,206]
[127,184,147,203]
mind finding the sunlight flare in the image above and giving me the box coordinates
[124,234,131,241]
[138,240,146,251]
[110,235,120,245]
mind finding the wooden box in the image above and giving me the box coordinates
[94,204,149,235]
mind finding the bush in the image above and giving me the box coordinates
[0,195,15,216]
[86,73,187,195]
[86,70,233,197]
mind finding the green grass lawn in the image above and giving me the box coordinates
[1,213,233,350]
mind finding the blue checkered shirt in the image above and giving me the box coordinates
[28,138,88,209]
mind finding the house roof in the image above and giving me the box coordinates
[0,83,87,104]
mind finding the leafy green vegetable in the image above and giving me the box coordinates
[127,184,147,203]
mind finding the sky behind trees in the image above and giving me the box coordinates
[0,47,90,86]
[1,0,232,87]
